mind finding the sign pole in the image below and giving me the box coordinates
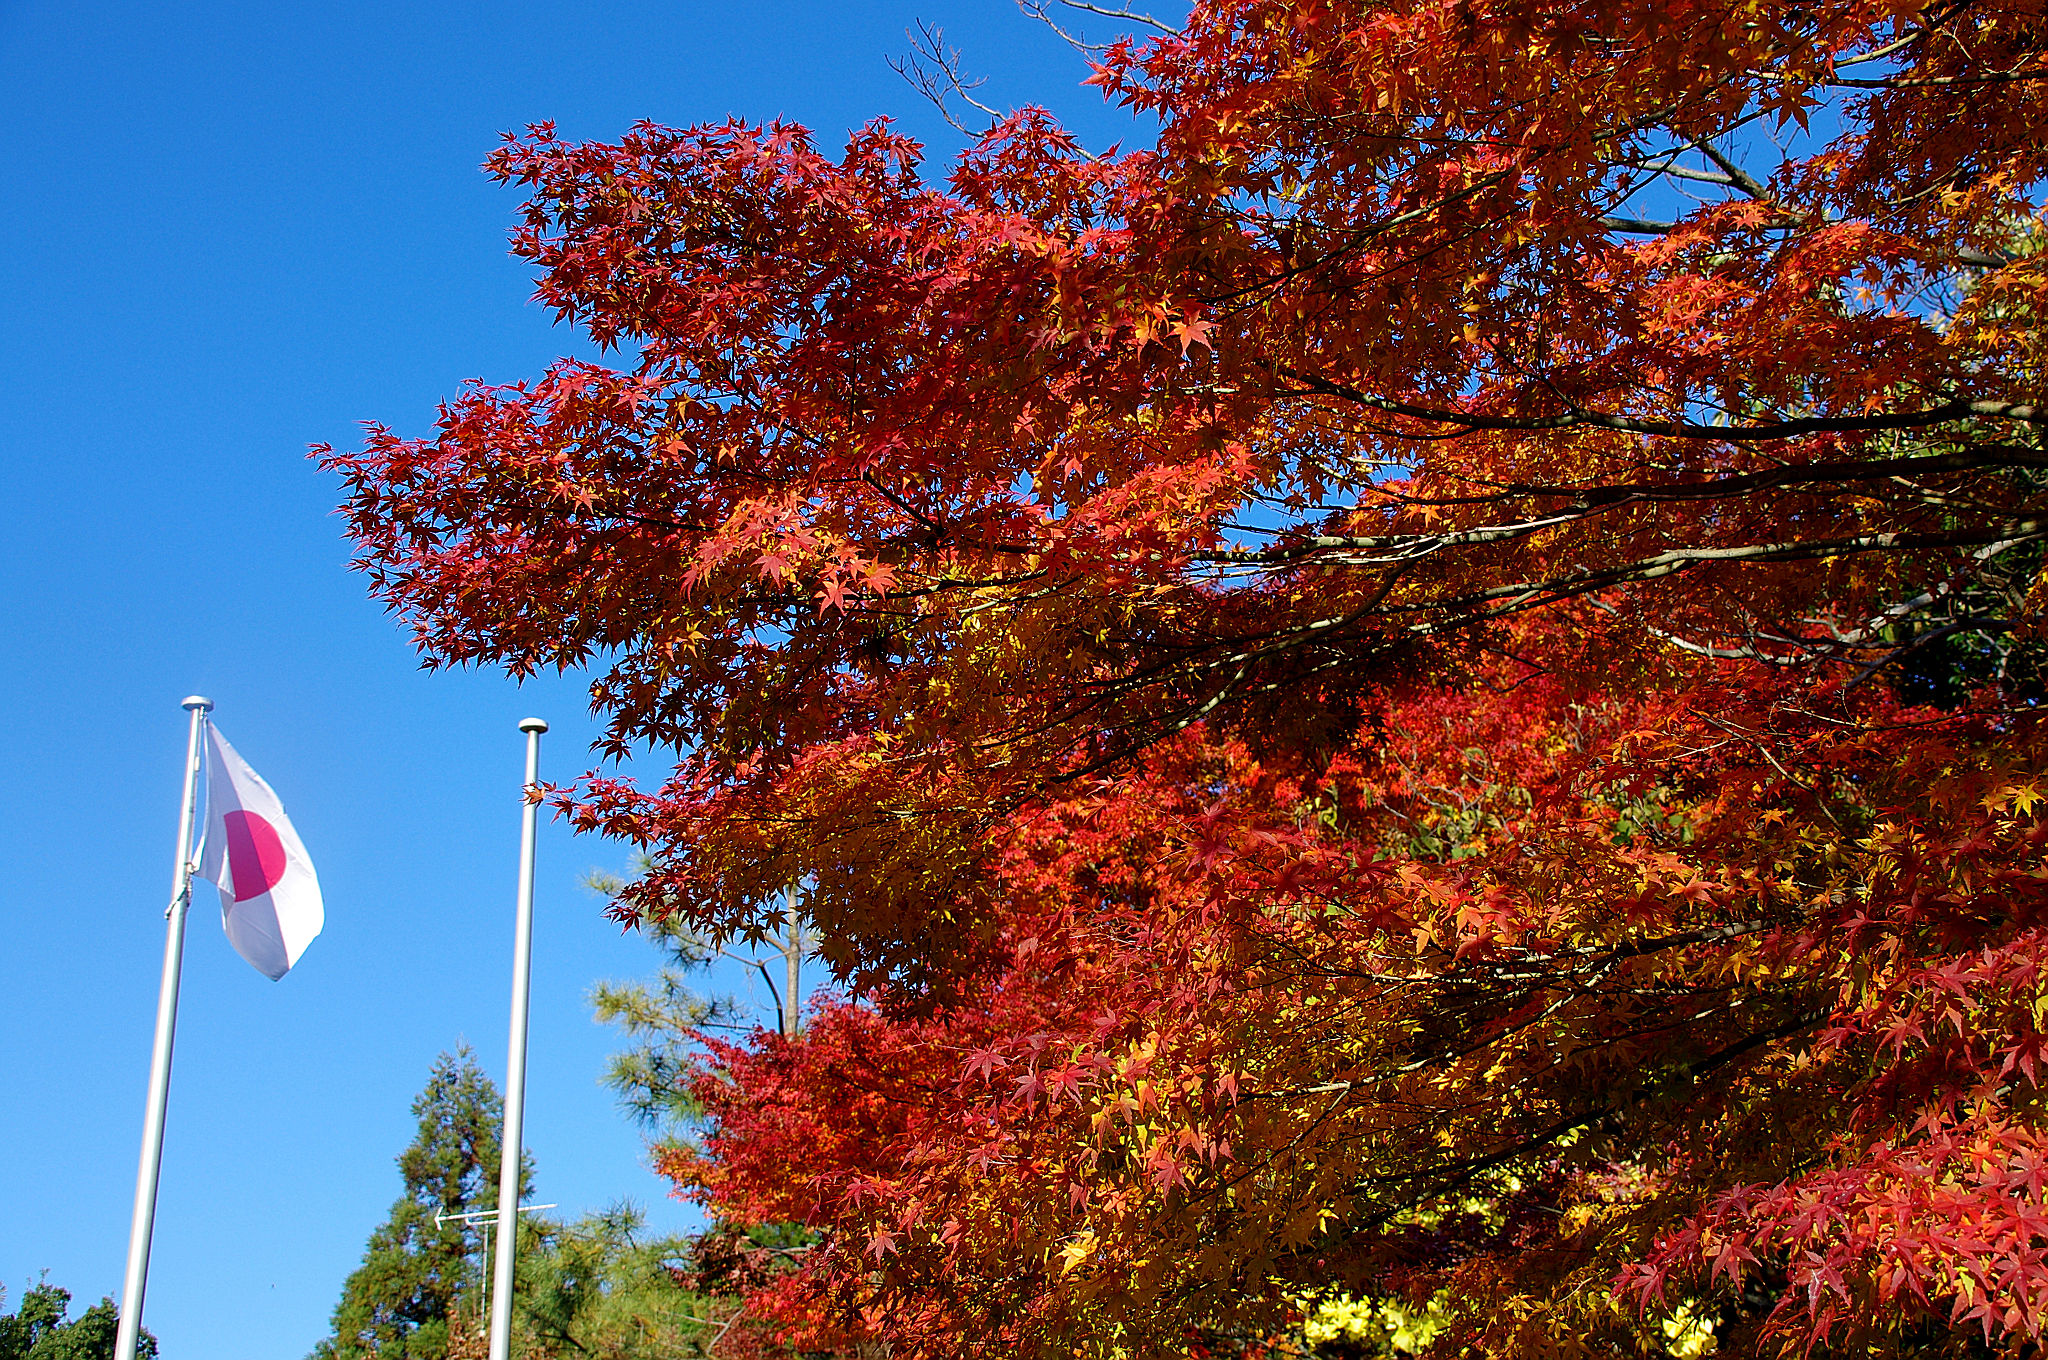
[115,696,211,1360]
[488,717,546,1360]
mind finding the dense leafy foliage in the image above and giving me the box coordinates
[673,643,2048,1354]
[0,1282,153,1360]
[327,0,2048,1352]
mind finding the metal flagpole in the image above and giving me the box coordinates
[488,717,547,1360]
[115,696,211,1360]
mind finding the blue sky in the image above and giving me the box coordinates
[0,3,1143,1355]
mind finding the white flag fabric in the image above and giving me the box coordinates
[194,725,323,979]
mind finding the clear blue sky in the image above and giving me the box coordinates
[0,4,1143,1355]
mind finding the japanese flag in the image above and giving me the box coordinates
[195,725,323,979]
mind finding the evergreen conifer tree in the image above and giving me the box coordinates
[586,906,739,1156]
[309,1048,531,1360]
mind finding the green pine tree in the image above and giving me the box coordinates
[586,907,739,1156]
[514,1204,732,1359]
[309,1048,532,1360]
[0,1280,155,1360]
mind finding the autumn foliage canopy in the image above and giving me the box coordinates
[326,0,2048,1352]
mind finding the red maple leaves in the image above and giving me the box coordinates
[659,653,2048,1354]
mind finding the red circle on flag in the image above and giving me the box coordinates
[224,810,288,902]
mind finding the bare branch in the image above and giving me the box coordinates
[1014,0,1175,54]
[1047,0,1176,34]
[1698,140,1770,200]
[1014,0,1111,53]
[1618,158,1740,187]
[1602,215,1679,235]
[887,20,1003,136]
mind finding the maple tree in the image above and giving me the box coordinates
[324,0,2048,1351]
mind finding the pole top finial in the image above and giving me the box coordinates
[517,716,549,734]
[181,696,213,712]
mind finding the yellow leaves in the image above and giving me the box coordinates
[1302,1292,1451,1354]
[1057,1228,1098,1276]
[1983,780,2046,818]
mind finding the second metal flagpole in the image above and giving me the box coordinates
[114,696,211,1360]
[488,716,546,1360]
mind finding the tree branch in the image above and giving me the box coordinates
[1278,366,2046,441]
[887,21,1003,136]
